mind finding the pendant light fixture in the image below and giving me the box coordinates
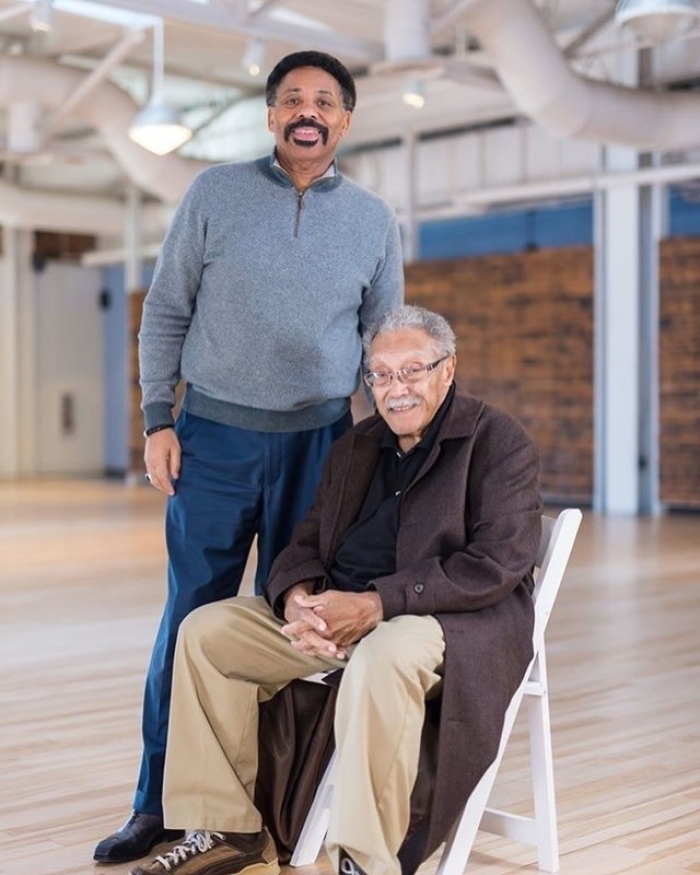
[615,0,700,44]
[128,17,193,156]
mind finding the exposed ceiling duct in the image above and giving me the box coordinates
[372,0,439,76]
[367,0,700,147]
[458,0,700,152]
[0,56,205,203]
[370,0,501,93]
[2,0,700,229]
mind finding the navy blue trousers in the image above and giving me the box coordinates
[133,409,351,815]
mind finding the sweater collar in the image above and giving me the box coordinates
[257,151,344,192]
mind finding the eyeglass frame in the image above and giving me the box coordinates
[363,354,451,388]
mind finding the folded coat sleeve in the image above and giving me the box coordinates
[376,411,542,619]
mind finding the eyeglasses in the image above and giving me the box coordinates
[363,355,450,388]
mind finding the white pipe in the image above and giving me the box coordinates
[0,178,170,235]
[385,0,431,63]
[0,56,207,203]
[413,159,700,220]
[461,160,700,203]
[81,242,163,267]
[0,178,128,233]
[151,17,165,96]
[460,0,700,152]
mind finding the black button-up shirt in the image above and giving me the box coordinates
[329,382,456,593]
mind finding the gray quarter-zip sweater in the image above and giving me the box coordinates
[139,153,404,432]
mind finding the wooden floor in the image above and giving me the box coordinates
[1,480,699,875]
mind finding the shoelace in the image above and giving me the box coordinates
[153,831,225,872]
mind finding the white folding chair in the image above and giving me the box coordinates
[290,508,583,874]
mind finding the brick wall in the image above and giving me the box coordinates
[406,247,595,504]
[659,238,700,509]
[125,241,699,507]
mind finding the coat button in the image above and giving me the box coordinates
[413,583,425,594]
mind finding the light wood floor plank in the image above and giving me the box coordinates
[1,480,699,874]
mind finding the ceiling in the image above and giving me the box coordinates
[0,0,699,203]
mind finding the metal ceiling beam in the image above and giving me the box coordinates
[431,3,619,70]
[189,92,247,136]
[246,0,283,20]
[563,9,615,58]
[73,0,384,62]
[57,49,256,89]
[52,30,130,58]
[431,0,474,38]
[42,27,147,137]
[441,57,502,91]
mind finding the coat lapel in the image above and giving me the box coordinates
[323,428,382,562]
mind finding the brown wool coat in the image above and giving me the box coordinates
[265,387,542,863]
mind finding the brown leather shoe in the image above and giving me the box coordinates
[93,811,184,864]
[129,827,280,875]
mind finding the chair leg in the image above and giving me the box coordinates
[435,756,501,875]
[289,750,338,867]
[527,654,559,873]
[436,667,532,875]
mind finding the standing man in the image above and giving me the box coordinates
[94,50,403,865]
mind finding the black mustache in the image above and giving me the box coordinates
[284,117,329,145]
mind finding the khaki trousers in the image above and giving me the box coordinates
[163,596,444,875]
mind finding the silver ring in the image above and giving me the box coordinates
[144,473,152,483]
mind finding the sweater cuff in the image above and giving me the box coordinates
[143,402,174,432]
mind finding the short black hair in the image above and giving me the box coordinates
[265,50,356,112]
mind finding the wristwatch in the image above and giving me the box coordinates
[143,423,175,438]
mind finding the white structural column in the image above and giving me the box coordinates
[594,143,641,515]
[403,130,418,263]
[637,160,666,515]
[594,148,666,515]
[125,182,143,293]
[636,48,666,516]
[593,48,664,516]
[0,226,35,478]
[0,226,21,477]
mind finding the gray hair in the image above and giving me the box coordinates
[362,304,456,361]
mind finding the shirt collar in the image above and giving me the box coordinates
[272,151,337,181]
[381,382,457,456]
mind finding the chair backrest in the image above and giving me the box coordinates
[531,508,583,646]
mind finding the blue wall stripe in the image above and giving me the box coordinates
[418,190,700,261]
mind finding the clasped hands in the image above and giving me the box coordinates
[281,583,384,660]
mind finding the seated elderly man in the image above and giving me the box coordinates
[131,304,542,875]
